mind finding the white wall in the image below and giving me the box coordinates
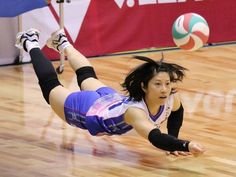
[0,18,19,65]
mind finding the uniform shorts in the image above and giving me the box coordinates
[64,87,116,129]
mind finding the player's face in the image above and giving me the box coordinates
[143,72,171,104]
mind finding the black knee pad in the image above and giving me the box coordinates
[39,77,62,104]
[75,66,97,87]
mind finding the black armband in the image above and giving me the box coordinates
[167,104,184,138]
[148,128,189,152]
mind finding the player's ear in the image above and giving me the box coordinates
[141,82,147,93]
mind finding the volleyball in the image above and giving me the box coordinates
[172,13,210,51]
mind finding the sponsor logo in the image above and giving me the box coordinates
[114,0,205,8]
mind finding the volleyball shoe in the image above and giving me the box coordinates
[46,29,72,53]
[15,28,40,52]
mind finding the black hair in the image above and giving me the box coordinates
[121,55,187,101]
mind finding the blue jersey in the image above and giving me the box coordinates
[64,87,174,136]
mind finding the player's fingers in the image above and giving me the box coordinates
[178,151,190,156]
[195,144,206,152]
[171,151,179,156]
[192,145,206,157]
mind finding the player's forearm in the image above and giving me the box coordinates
[148,128,189,152]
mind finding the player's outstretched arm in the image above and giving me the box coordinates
[124,107,205,156]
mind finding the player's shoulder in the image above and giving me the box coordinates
[171,93,182,111]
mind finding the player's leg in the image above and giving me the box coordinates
[15,28,70,120]
[46,29,106,91]
[66,46,107,91]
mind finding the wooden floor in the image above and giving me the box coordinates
[0,44,236,177]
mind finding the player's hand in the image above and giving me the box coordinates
[166,151,192,156]
[188,141,206,157]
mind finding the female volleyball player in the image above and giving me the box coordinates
[15,28,205,156]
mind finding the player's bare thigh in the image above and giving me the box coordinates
[49,86,71,121]
[80,77,107,91]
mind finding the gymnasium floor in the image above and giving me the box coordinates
[0,44,236,177]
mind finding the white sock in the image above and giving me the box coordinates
[26,40,40,52]
[58,42,72,53]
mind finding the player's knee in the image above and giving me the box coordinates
[76,66,98,87]
[39,77,62,104]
